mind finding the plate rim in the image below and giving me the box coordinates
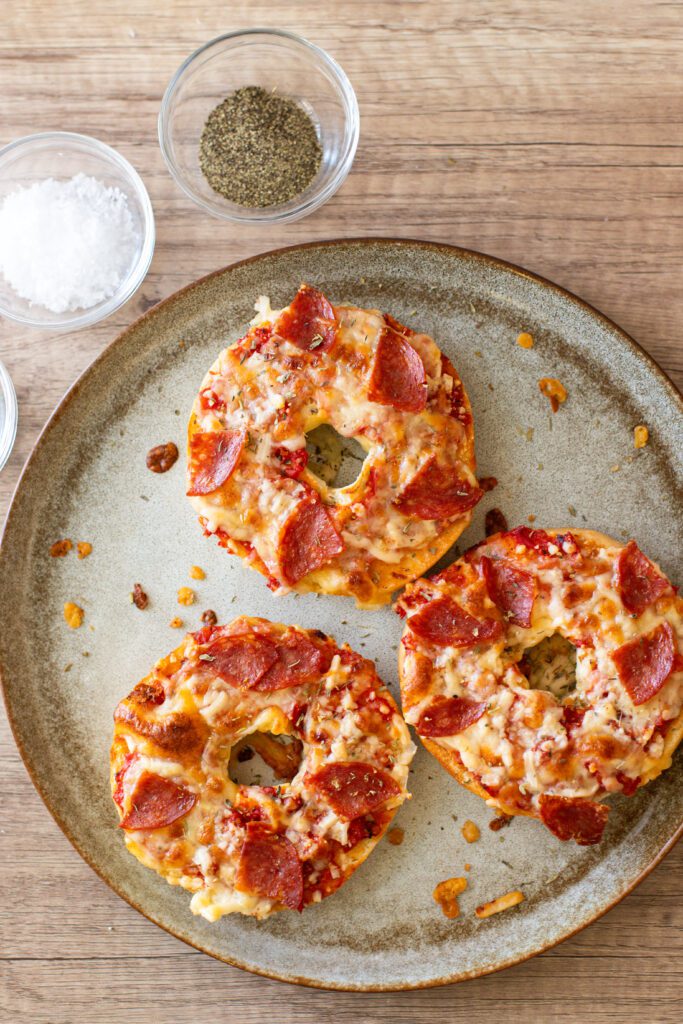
[1,237,681,991]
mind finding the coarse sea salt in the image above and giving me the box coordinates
[0,172,140,314]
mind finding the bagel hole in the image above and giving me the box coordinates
[230,733,303,787]
[520,633,577,699]
[306,424,367,488]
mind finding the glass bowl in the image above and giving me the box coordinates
[159,29,359,224]
[0,358,18,471]
[0,132,155,331]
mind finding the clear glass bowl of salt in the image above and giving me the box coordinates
[0,132,155,330]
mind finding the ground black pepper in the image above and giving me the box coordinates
[199,85,322,207]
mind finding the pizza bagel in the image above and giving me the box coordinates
[396,527,683,845]
[187,284,482,607]
[111,617,414,920]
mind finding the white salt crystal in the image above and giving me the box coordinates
[0,172,141,314]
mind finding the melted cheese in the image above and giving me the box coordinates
[189,294,477,603]
[250,295,283,326]
[113,619,415,920]
[400,531,683,811]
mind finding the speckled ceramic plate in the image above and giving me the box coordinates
[1,240,681,990]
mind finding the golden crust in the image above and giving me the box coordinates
[398,527,683,825]
[187,299,479,608]
[398,643,535,819]
[111,618,415,919]
[421,740,536,819]
[110,642,189,778]
[640,712,683,786]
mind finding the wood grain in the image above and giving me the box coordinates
[1,1,682,1021]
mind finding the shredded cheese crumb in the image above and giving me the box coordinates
[387,827,404,846]
[461,820,480,844]
[189,565,205,580]
[50,539,73,557]
[63,602,84,628]
[538,377,567,412]
[433,877,468,919]
[169,616,184,628]
[177,587,195,606]
[77,541,92,559]
[475,889,525,918]
[250,294,282,325]
[633,424,649,449]
[517,332,534,349]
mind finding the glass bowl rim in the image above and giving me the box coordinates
[0,358,18,471]
[158,27,360,224]
[0,130,155,330]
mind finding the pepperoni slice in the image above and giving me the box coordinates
[308,762,401,819]
[614,541,671,617]
[187,429,246,496]
[204,631,331,691]
[406,596,502,647]
[235,822,304,911]
[279,495,344,585]
[256,632,332,692]
[612,621,677,705]
[119,771,197,830]
[368,326,427,413]
[205,634,279,687]
[416,696,487,737]
[395,457,483,520]
[274,284,338,353]
[538,794,609,845]
[481,556,537,628]
[273,445,309,479]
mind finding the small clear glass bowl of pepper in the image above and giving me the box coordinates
[159,29,360,224]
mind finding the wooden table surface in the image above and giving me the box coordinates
[1,2,682,1021]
